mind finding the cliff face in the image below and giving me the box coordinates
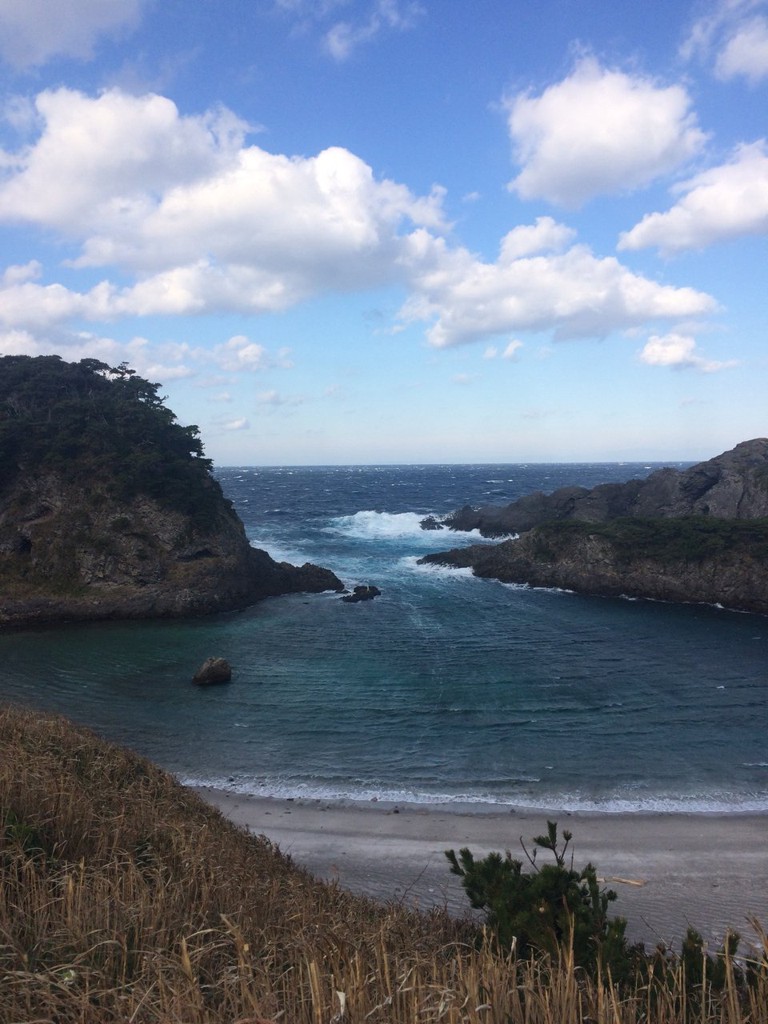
[441,439,768,537]
[0,470,343,626]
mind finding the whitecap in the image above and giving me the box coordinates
[325,510,487,544]
[402,555,477,579]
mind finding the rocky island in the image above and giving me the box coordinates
[419,440,768,615]
[0,355,343,626]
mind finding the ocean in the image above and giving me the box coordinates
[3,462,767,813]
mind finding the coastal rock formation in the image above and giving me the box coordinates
[341,584,382,603]
[0,355,344,626]
[419,441,768,615]
[432,439,768,537]
[420,519,768,615]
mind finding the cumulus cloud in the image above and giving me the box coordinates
[222,418,250,431]
[0,86,722,359]
[0,0,145,69]
[638,332,739,372]
[506,58,707,207]
[619,141,768,253]
[398,225,717,348]
[0,88,446,319]
[682,0,768,83]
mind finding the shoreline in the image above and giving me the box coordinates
[193,786,768,950]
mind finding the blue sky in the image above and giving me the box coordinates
[0,0,765,465]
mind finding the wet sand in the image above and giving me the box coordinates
[194,788,768,950]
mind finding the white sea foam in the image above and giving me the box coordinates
[181,774,768,814]
[401,555,477,579]
[327,509,488,544]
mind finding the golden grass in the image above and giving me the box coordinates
[1,703,766,1023]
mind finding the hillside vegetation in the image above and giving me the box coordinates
[2,704,767,1023]
[0,355,222,524]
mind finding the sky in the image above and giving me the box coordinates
[0,0,765,466]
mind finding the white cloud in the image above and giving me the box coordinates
[0,88,446,319]
[324,0,424,60]
[716,15,768,80]
[502,340,523,359]
[682,0,768,83]
[0,89,249,235]
[256,390,304,405]
[506,58,707,207]
[638,332,739,372]
[213,336,270,373]
[0,0,145,69]
[2,259,42,285]
[483,340,523,360]
[619,141,768,253]
[499,216,575,259]
[398,226,717,348]
[222,418,250,431]
[0,87,722,358]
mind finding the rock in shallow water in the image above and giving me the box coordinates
[341,585,382,603]
[192,657,232,686]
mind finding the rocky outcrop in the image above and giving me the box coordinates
[0,471,344,627]
[420,441,768,615]
[433,439,768,537]
[341,584,382,603]
[419,518,768,615]
[192,657,232,685]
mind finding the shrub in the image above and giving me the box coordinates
[446,820,636,976]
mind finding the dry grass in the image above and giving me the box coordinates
[1,703,766,1023]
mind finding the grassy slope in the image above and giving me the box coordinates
[1,704,766,1023]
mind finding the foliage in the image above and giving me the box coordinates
[0,354,225,524]
[446,820,635,976]
[530,516,768,564]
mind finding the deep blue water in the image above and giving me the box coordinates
[2,462,767,812]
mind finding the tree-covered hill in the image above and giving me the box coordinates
[0,355,342,625]
[0,355,221,525]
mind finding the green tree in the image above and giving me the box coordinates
[446,821,633,975]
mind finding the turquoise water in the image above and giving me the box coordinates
[2,463,767,812]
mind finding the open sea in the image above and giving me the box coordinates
[3,462,768,813]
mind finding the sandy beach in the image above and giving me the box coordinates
[194,788,768,950]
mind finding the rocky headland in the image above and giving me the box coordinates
[419,440,768,615]
[431,438,768,537]
[0,355,343,626]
